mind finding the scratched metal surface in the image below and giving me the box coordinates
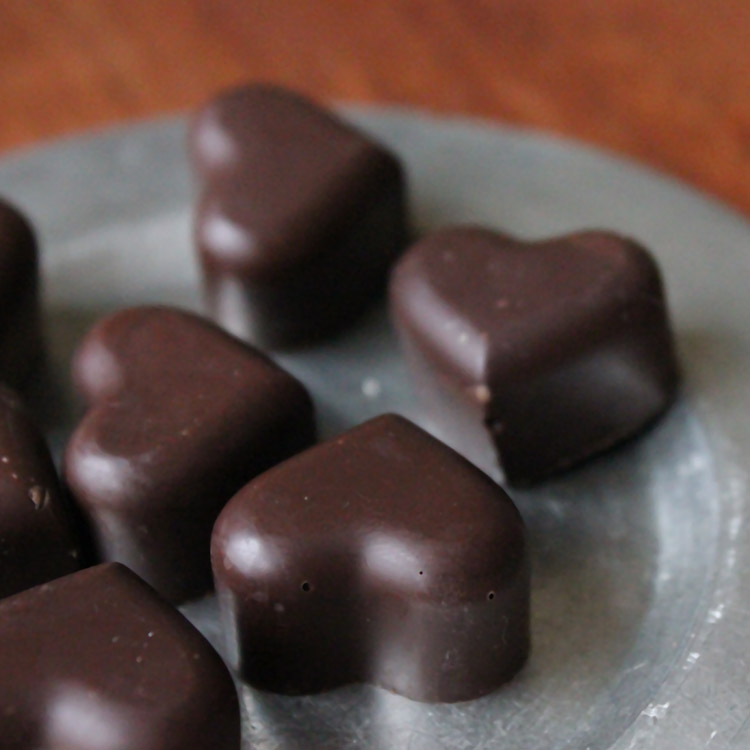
[0,108,748,749]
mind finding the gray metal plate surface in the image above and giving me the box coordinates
[0,108,748,749]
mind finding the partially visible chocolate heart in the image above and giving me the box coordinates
[64,306,315,603]
[0,198,43,390]
[0,385,81,600]
[390,226,680,485]
[191,83,408,346]
[0,563,240,750]
[212,414,529,703]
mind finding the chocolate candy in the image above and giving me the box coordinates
[212,413,529,703]
[64,306,315,603]
[0,198,43,390]
[191,84,408,346]
[0,385,81,600]
[0,563,240,750]
[390,226,680,485]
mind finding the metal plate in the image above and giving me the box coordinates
[1,108,748,749]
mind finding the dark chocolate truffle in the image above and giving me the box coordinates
[191,83,408,346]
[0,563,240,750]
[390,226,680,485]
[212,413,529,703]
[64,306,315,603]
[0,197,43,389]
[0,385,81,600]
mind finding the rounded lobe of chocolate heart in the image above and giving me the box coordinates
[0,385,81,601]
[212,414,529,703]
[0,563,240,750]
[191,83,408,346]
[390,226,680,484]
[0,198,43,390]
[64,306,315,603]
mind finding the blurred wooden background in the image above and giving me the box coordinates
[2,0,749,212]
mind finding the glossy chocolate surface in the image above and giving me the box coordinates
[0,385,80,600]
[0,563,240,750]
[64,306,315,603]
[213,413,529,703]
[0,198,43,390]
[390,226,680,485]
[192,84,408,346]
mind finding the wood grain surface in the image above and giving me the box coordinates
[2,0,749,213]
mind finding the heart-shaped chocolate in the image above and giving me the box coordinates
[212,414,529,703]
[64,306,315,603]
[0,563,240,750]
[0,198,43,390]
[0,385,81,600]
[390,226,680,484]
[191,84,408,346]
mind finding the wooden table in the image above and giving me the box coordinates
[2,0,749,213]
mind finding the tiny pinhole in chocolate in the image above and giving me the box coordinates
[487,591,495,601]
[419,570,423,575]
[301,581,311,592]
